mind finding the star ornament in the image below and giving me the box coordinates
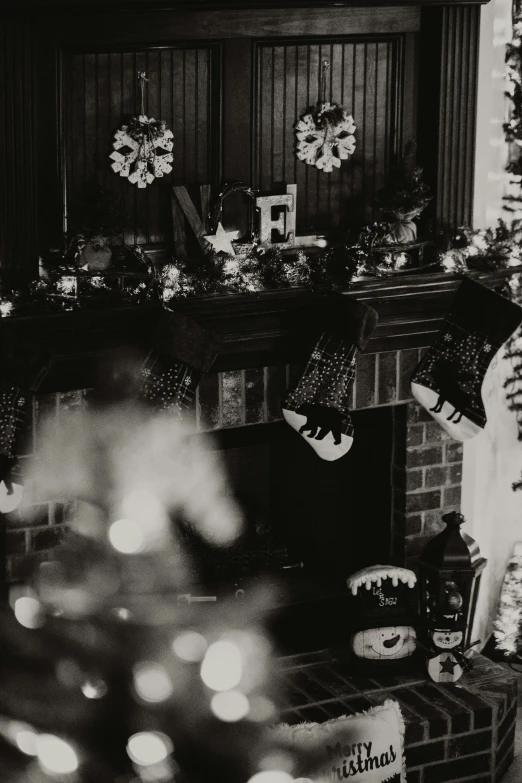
[440,656,457,674]
[204,223,240,256]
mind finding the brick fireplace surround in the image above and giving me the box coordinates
[6,346,462,581]
[2,270,519,783]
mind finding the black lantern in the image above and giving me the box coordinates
[418,511,487,649]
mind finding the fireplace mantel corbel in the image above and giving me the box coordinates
[3,268,517,394]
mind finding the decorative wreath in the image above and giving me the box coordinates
[295,101,356,173]
[294,61,356,173]
[110,115,173,189]
[110,72,173,189]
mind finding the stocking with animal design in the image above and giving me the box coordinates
[282,297,378,460]
[411,278,522,440]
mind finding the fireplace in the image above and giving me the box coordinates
[1,273,519,783]
[183,406,395,653]
[4,302,467,649]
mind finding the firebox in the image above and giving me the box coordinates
[180,407,396,654]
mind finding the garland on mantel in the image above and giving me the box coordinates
[1,221,520,320]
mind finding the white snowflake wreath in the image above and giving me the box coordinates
[295,101,356,173]
[110,114,173,189]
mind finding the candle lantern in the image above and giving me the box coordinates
[418,511,487,682]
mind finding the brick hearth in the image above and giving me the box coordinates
[278,650,517,783]
[6,346,464,583]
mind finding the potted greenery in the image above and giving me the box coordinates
[377,142,431,245]
[68,182,125,271]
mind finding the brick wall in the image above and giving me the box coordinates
[278,651,517,783]
[5,347,464,582]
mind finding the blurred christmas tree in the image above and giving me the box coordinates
[0,403,335,783]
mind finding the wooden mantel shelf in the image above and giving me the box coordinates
[1,0,491,11]
[3,268,517,394]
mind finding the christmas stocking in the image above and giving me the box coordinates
[0,328,50,511]
[139,309,223,418]
[411,278,522,440]
[282,298,378,460]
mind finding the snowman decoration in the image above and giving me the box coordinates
[347,565,419,673]
[427,626,468,683]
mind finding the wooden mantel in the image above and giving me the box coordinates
[1,0,492,11]
[4,268,516,394]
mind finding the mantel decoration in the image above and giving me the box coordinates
[295,59,356,173]
[378,141,431,244]
[346,566,419,674]
[204,182,256,255]
[273,700,406,783]
[417,511,486,683]
[3,10,522,318]
[110,71,173,189]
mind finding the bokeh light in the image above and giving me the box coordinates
[133,662,173,703]
[210,690,249,722]
[14,596,44,629]
[36,734,79,775]
[0,480,23,513]
[172,631,207,662]
[247,772,294,783]
[200,640,243,691]
[113,607,132,621]
[126,732,173,766]
[259,752,295,774]
[6,722,38,756]
[248,695,276,722]
[81,677,108,699]
[120,489,167,536]
[108,518,145,554]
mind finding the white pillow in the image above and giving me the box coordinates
[273,699,406,783]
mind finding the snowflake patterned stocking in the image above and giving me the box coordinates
[282,298,378,460]
[411,278,522,440]
[139,310,223,419]
[0,328,49,510]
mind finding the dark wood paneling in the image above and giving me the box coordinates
[0,18,38,281]
[254,35,409,233]
[419,4,480,231]
[222,39,252,236]
[62,44,219,247]
[35,8,420,46]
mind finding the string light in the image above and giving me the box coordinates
[200,640,243,691]
[81,677,108,699]
[113,607,132,621]
[172,631,207,662]
[108,518,145,554]
[5,721,39,756]
[36,734,79,775]
[247,772,294,783]
[210,690,250,722]
[248,695,276,722]
[14,596,44,629]
[133,662,173,703]
[126,732,173,767]
[0,480,23,513]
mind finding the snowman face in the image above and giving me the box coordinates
[432,630,463,649]
[351,626,417,660]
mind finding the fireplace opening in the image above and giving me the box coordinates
[181,406,399,653]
